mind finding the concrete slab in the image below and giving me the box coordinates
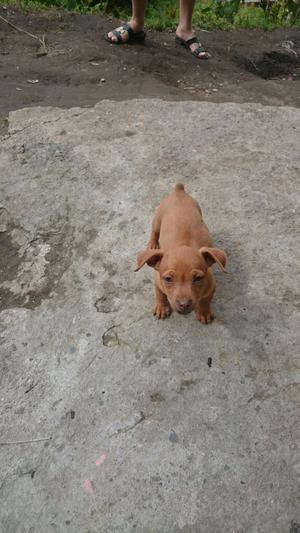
[0,100,299,533]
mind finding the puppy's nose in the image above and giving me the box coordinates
[176,298,192,313]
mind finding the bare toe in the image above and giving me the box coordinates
[108,31,117,43]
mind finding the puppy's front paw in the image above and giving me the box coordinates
[197,310,214,325]
[153,302,172,319]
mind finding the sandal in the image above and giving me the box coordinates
[106,23,146,45]
[175,35,210,60]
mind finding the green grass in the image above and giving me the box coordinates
[234,6,275,29]
[1,0,300,30]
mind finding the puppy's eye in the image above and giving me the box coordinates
[193,275,203,283]
[164,276,173,284]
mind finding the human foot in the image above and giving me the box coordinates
[107,21,146,44]
[175,28,210,59]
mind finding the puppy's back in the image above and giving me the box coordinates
[159,184,211,249]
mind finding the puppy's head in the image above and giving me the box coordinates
[135,245,227,314]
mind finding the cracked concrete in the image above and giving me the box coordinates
[0,100,299,533]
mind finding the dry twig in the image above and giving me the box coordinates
[0,437,52,446]
[0,14,47,55]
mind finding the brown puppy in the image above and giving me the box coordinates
[135,184,227,324]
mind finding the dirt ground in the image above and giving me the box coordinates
[0,6,300,136]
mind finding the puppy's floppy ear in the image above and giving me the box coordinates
[199,247,228,273]
[135,249,164,272]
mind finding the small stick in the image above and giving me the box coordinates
[0,437,51,446]
[0,14,47,52]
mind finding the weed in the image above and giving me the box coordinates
[0,0,299,29]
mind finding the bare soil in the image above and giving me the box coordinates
[0,6,300,136]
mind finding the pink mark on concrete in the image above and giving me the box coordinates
[96,453,108,466]
[83,479,96,497]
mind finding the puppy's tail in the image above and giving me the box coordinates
[174,183,185,192]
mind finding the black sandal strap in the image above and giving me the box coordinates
[109,24,133,43]
[110,28,124,43]
[122,23,134,38]
[192,46,208,57]
[108,23,145,44]
[185,36,198,47]
[193,45,205,54]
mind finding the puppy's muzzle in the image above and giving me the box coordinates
[175,299,193,315]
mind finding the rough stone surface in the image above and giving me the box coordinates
[0,100,299,533]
